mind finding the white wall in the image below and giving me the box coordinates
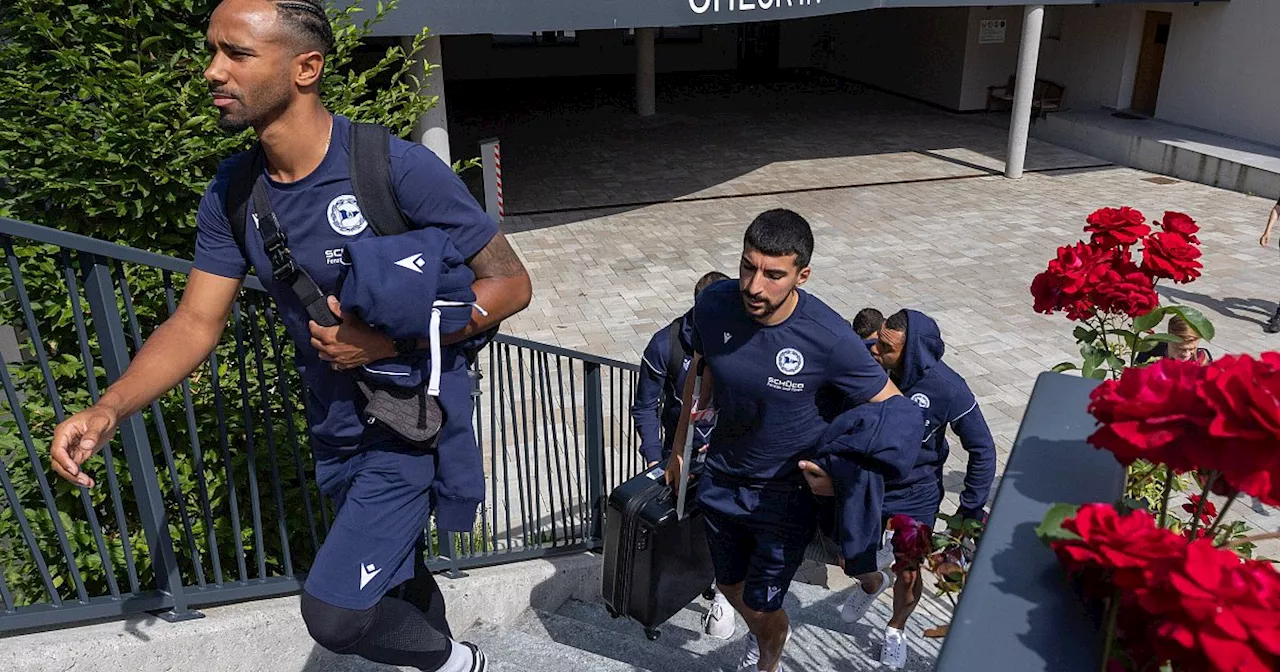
[957,7,1024,111]
[1038,0,1280,146]
[1037,4,1144,112]
[1155,0,1280,146]
[440,28,740,81]
[800,7,970,109]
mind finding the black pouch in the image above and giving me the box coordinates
[355,380,443,450]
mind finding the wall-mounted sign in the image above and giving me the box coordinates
[689,0,822,15]
[980,19,1008,44]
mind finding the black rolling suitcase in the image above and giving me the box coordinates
[601,363,715,641]
[601,463,714,641]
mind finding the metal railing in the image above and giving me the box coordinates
[0,216,643,635]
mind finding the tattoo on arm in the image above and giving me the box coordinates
[469,234,526,279]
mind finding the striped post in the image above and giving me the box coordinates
[481,138,504,223]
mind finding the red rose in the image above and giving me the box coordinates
[1142,231,1203,283]
[1135,541,1280,672]
[1086,206,1151,249]
[1030,241,1114,320]
[1181,494,1218,525]
[1094,260,1160,317]
[1196,354,1280,506]
[1052,504,1184,591]
[1161,211,1201,244]
[1088,359,1213,469]
[888,514,934,571]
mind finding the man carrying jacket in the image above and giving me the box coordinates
[47,2,532,671]
[838,309,995,670]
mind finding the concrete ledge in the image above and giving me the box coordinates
[0,552,601,672]
[1033,111,1280,200]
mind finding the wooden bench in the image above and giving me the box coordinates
[986,75,1065,118]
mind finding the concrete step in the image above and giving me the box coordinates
[467,622,651,672]
[549,580,947,671]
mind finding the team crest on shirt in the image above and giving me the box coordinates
[775,348,804,376]
[327,194,368,236]
[911,393,931,409]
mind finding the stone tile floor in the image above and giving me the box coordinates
[468,71,1279,570]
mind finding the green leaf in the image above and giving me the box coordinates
[1163,305,1215,341]
[1073,326,1097,344]
[1036,503,1082,543]
[1051,362,1079,373]
[1143,333,1186,345]
[1132,307,1166,334]
[1082,344,1105,378]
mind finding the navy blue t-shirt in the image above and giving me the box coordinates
[691,280,889,482]
[193,115,498,454]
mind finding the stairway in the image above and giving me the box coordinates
[466,579,949,671]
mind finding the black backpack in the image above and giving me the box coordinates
[226,122,410,257]
[224,122,497,358]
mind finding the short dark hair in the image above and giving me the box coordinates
[884,309,909,333]
[852,308,884,339]
[694,271,729,298]
[274,0,334,55]
[744,209,814,268]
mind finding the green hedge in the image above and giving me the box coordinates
[0,0,451,607]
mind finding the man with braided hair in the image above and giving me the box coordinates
[48,1,531,670]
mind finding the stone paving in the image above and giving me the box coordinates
[467,71,1279,581]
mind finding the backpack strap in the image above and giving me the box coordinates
[226,145,265,257]
[665,317,686,396]
[349,122,411,236]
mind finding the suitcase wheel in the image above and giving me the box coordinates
[701,588,716,601]
[645,628,661,641]
[606,605,619,619]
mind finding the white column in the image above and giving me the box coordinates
[403,35,451,166]
[635,27,656,117]
[1005,5,1045,179]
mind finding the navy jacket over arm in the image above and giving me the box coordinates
[815,395,924,575]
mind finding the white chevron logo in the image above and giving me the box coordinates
[395,253,426,273]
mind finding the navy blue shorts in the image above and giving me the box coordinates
[698,475,816,613]
[303,441,436,610]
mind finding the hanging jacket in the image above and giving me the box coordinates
[335,228,486,530]
[813,395,924,576]
[884,310,996,520]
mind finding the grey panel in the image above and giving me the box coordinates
[936,372,1125,672]
[353,0,1216,37]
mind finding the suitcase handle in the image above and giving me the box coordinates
[675,368,704,522]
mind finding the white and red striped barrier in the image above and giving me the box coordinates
[480,138,504,224]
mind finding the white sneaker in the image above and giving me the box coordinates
[703,593,736,639]
[880,627,908,669]
[876,544,895,571]
[838,569,893,624]
[736,628,791,671]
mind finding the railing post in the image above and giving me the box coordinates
[81,253,202,623]
[583,362,606,545]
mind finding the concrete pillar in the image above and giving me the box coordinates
[635,28,656,117]
[403,35,452,166]
[1005,5,1045,179]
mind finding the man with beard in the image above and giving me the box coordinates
[47,2,532,671]
[839,309,995,669]
[665,209,900,672]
